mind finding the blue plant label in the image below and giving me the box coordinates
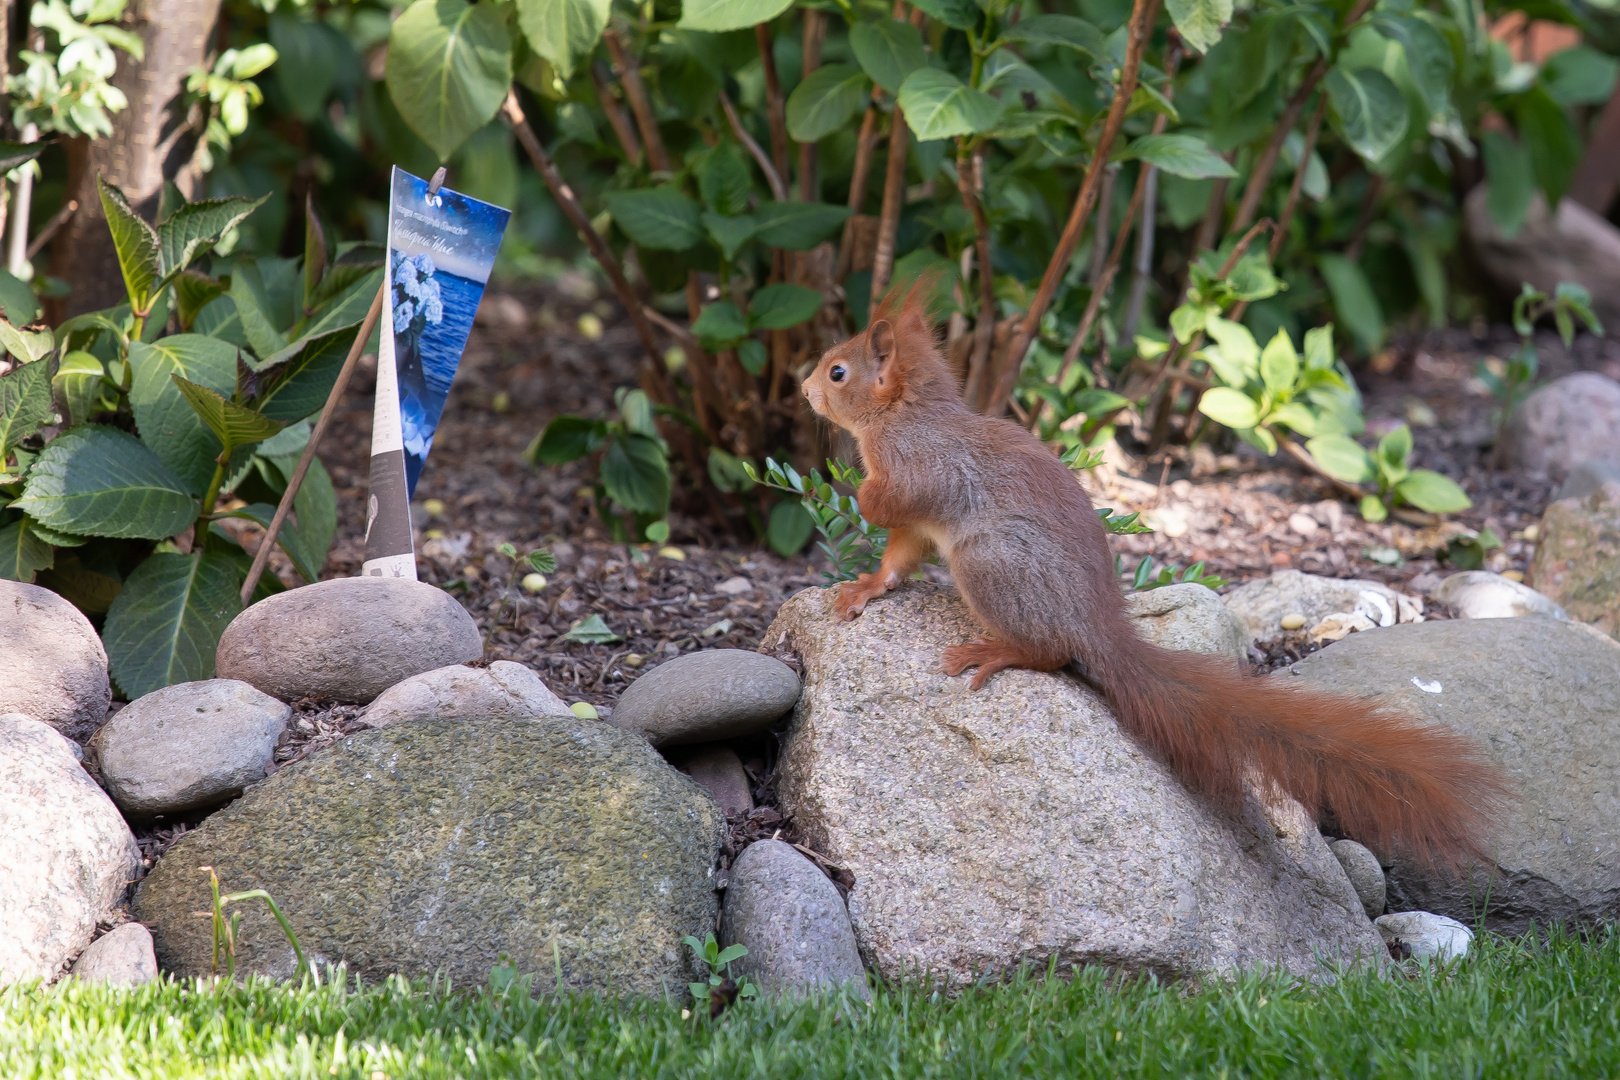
[363,167,510,579]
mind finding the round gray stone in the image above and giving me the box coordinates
[1375,911,1472,962]
[1124,582,1250,661]
[0,580,110,738]
[721,840,868,999]
[1503,372,1620,481]
[611,650,801,748]
[216,577,482,704]
[91,680,291,818]
[133,716,724,994]
[677,745,754,817]
[361,661,571,728]
[1329,839,1387,920]
[71,923,158,986]
[0,714,139,983]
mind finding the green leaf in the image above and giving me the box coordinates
[906,0,978,30]
[1203,315,1259,383]
[0,319,55,364]
[752,202,852,250]
[694,143,753,216]
[172,375,287,456]
[1359,494,1388,522]
[227,457,335,585]
[174,271,227,332]
[1305,433,1375,484]
[618,388,657,438]
[768,499,815,556]
[0,270,40,324]
[1371,14,1453,117]
[1118,134,1236,180]
[1541,45,1619,107]
[13,426,196,539]
[249,324,363,423]
[1376,422,1412,483]
[1197,387,1260,429]
[606,187,705,251]
[0,357,55,459]
[157,197,268,282]
[1237,424,1278,455]
[736,338,768,375]
[694,301,748,347]
[749,284,823,330]
[1317,254,1385,354]
[1325,66,1408,163]
[0,140,47,176]
[1259,329,1298,395]
[98,177,163,316]
[676,0,794,32]
[1481,130,1534,238]
[1169,302,1213,346]
[999,15,1107,58]
[714,943,748,966]
[1514,87,1581,209]
[601,433,670,515]
[1267,402,1318,436]
[128,334,242,495]
[0,518,54,582]
[229,260,294,361]
[898,69,1004,142]
[1302,324,1334,371]
[528,415,606,464]
[786,64,870,143]
[850,19,927,96]
[1398,470,1472,513]
[52,351,104,428]
[703,212,757,261]
[102,551,242,699]
[561,612,622,643]
[515,0,610,79]
[386,0,514,161]
[1166,0,1233,53]
[269,14,340,122]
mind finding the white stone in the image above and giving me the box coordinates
[1433,571,1569,621]
[0,581,111,738]
[361,661,571,728]
[715,576,754,597]
[71,923,158,986]
[1223,570,1422,641]
[0,714,140,983]
[1375,911,1472,962]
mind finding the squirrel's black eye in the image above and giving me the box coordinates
[829,365,846,383]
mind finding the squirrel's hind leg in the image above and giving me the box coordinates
[942,639,1067,690]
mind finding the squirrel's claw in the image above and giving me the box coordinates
[835,574,889,619]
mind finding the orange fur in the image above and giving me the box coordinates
[802,286,1511,867]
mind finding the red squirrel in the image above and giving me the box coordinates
[801,285,1509,866]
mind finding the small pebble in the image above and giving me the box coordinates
[570,702,599,719]
[1500,569,1525,582]
[1280,612,1307,630]
[521,573,548,593]
[1287,512,1320,538]
[1522,524,1539,541]
[577,313,604,340]
[492,391,511,413]
[660,547,687,561]
[624,653,644,668]
[423,498,446,518]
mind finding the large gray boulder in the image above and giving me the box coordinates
[762,584,1385,986]
[0,580,111,738]
[1502,372,1620,482]
[216,577,482,704]
[134,717,724,994]
[91,680,291,817]
[721,840,867,999]
[1529,481,1620,639]
[610,650,801,747]
[0,714,140,983]
[1221,570,1421,642]
[1465,185,1620,330]
[1283,617,1620,934]
[361,661,571,728]
[1123,583,1250,661]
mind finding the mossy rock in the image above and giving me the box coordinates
[134,717,724,995]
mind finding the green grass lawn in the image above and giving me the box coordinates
[4,930,1617,1079]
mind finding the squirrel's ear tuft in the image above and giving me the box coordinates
[869,319,895,365]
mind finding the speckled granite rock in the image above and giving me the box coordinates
[762,583,1385,986]
[1123,583,1250,661]
[1284,617,1620,934]
[0,580,111,738]
[0,714,139,983]
[1529,481,1620,639]
[216,578,481,704]
[134,717,724,993]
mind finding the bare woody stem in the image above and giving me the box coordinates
[502,91,669,395]
[590,60,643,165]
[720,90,787,202]
[990,0,1161,414]
[755,23,791,188]
[798,10,825,202]
[836,106,880,280]
[1268,93,1327,263]
[870,106,909,306]
[957,147,997,410]
[603,26,671,172]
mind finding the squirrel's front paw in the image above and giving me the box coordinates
[834,575,887,620]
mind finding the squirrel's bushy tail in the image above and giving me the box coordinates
[1078,623,1510,867]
